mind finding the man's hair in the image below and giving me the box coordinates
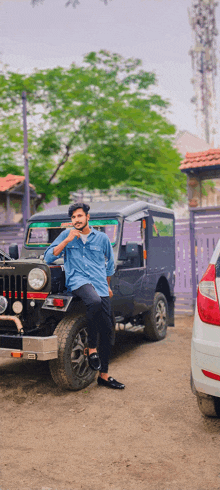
[68,202,90,218]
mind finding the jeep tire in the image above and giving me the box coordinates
[144,292,168,341]
[49,315,96,391]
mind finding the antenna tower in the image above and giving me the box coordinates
[189,0,218,145]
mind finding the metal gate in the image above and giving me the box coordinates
[190,207,220,305]
[175,218,192,315]
[175,207,220,315]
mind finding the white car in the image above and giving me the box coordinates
[191,240,220,417]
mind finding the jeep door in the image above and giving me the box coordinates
[111,217,147,318]
[144,211,175,323]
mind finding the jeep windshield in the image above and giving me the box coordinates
[26,219,118,248]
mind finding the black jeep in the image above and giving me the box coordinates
[0,200,175,390]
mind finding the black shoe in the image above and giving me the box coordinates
[97,376,125,389]
[88,353,101,371]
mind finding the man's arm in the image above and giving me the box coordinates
[107,276,113,298]
[104,237,115,277]
[44,228,80,264]
[104,237,115,298]
[53,229,81,256]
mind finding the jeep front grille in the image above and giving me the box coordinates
[0,274,27,318]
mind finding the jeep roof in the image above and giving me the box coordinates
[28,200,174,222]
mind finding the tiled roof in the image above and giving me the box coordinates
[180,149,220,171]
[0,174,35,192]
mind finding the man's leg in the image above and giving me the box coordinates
[72,285,125,388]
[98,296,113,374]
[97,296,125,389]
[72,284,102,351]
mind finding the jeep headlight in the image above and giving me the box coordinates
[28,268,47,290]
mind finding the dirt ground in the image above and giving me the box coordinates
[1,316,220,490]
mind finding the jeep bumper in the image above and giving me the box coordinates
[0,335,58,361]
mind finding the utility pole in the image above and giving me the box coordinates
[22,91,30,225]
[189,0,218,145]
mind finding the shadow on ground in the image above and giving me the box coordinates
[0,328,149,402]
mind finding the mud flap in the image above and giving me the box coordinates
[168,296,175,326]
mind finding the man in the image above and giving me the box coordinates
[44,202,125,390]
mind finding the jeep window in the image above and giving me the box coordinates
[152,216,174,238]
[26,219,118,248]
[122,220,143,245]
[119,220,144,268]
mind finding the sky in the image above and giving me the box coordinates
[0,0,220,142]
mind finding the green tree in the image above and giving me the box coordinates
[0,51,185,208]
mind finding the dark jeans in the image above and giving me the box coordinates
[72,283,112,373]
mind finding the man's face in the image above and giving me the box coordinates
[71,208,89,231]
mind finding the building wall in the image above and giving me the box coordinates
[0,193,36,224]
[174,131,211,157]
[201,179,220,207]
[0,195,6,224]
[10,196,23,223]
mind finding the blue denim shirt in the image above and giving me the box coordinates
[44,227,115,297]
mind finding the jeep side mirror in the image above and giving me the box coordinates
[125,242,139,258]
[9,243,19,260]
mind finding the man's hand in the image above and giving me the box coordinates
[107,276,113,298]
[53,228,80,256]
[66,228,81,243]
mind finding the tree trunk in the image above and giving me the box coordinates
[35,145,71,209]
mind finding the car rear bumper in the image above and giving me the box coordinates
[191,306,220,398]
[0,335,58,361]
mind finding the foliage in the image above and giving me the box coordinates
[202,180,215,197]
[0,51,185,208]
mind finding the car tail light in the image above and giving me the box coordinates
[202,369,220,381]
[197,264,220,325]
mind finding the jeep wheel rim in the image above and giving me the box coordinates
[71,327,91,378]
[155,300,167,332]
